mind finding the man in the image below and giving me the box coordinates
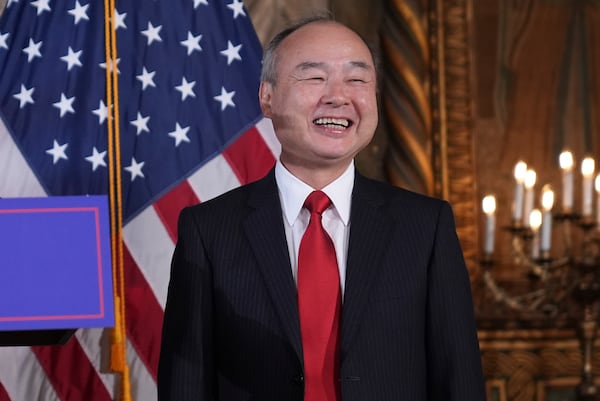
[158,16,486,401]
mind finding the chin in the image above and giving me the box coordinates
[315,150,356,164]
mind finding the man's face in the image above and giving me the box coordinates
[259,22,378,174]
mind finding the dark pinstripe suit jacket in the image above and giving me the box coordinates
[158,168,486,401]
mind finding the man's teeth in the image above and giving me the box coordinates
[314,117,350,128]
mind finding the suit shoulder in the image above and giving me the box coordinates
[355,175,457,236]
[188,184,248,211]
[180,172,275,219]
[357,174,447,212]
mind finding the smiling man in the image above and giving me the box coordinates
[258,20,378,191]
[158,15,486,401]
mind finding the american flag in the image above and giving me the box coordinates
[0,0,279,399]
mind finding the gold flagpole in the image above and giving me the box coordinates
[103,0,131,399]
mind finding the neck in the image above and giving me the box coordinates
[280,160,352,190]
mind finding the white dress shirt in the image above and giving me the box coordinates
[274,160,354,297]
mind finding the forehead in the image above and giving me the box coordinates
[277,22,374,68]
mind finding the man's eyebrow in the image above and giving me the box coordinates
[295,61,326,71]
[348,60,372,71]
[294,60,373,71]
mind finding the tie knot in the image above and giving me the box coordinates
[304,190,332,215]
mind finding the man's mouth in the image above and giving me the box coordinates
[313,117,352,129]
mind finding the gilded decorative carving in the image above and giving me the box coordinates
[428,0,479,275]
[480,329,600,401]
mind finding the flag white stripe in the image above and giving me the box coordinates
[77,328,158,401]
[75,329,117,397]
[0,347,61,401]
[126,338,158,401]
[123,206,175,310]
[0,118,45,198]
[187,153,241,202]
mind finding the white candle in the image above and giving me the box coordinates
[559,150,574,213]
[581,157,595,217]
[522,169,536,226]
[513,161,527,223]
[595,174,600,230]
[529,209,542,259]
[540,186,554,254]
[482,195,496,256]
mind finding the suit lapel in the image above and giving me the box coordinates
[341,173,395,360]
[242,170,304,364]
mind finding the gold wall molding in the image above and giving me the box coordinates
[428,0,479,275]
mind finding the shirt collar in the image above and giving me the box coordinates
[275,160,354,226]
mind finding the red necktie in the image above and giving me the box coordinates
[298,191,341,401]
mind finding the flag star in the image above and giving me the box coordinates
[53,93,76,117]
[193,0,208,8]
[214,87,236,111]
[85,147,107,171]
[0,32,9,50]
[92,100,110,124]
[45,140,68,164]
[68,1,90,24]
[99,58,121,74]
[114,9,127,30]
[7,0,19,7]
[227,0,246,18]
[124,157,145,181]
[168,123,191,147]
[220,41,242,65]
[141,21,162,45]
[22,38,42,62]
[61,47,83,70]
[130,112,150,135]
[180,31,202,55]
[31,0,51,15]
[13,84,35,108]
[175,77,196,101]
[136,67,156,90]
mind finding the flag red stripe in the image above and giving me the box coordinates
[32,342,112,401]
[223,127,276,184]
[123,245,164,381]
[0,381,10,401]
[153,180,201,243]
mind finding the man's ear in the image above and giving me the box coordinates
[259,81,273,117]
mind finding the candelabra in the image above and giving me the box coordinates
[481,152,600,401]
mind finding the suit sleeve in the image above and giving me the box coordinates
[426,201,486,401]
[158,207,215,401]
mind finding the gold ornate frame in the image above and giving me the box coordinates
[428,0,479,275]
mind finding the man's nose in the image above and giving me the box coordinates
[321,80,349,106]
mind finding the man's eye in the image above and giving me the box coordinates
[349,78,367,83]
[306,77,325,81]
